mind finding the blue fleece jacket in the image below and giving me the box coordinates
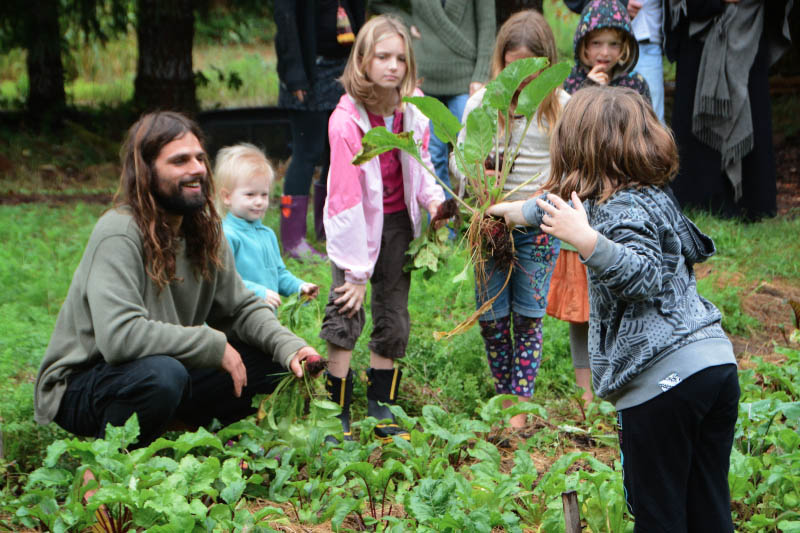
[222,213,304,299]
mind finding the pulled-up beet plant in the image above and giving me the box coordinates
[352,57,570,339]
[403,198,459,279]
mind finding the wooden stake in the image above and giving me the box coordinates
[562,490,581,533]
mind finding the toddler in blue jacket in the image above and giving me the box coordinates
[215,144,319,309]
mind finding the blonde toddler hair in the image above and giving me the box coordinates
[340,15,417,108]
[213,143,274,213]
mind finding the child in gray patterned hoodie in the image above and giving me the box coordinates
[488,86,739,531]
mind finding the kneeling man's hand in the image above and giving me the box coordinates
[222,343,248,397]
[291,346,323,378]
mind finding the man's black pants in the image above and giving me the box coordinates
[54,341,284,447]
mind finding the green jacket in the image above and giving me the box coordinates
[372,0,495,95]
[34,207,307,425]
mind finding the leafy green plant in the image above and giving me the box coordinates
[404,224,452,279]
[276,290,323,332]
[352,57,570,339]
[335,458,412,528]
[8,416,287,532]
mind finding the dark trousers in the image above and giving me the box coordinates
[54,341,284,448]
[319,211,413,358]
[670,31,777,220]
[284,110,331,196]
[618,364,740,532]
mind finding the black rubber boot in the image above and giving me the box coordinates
[366,367,410,443]
[325,370,354,443]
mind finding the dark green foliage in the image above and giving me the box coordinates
[194,1,276,45]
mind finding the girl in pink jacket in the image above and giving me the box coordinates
[320,15,444,443]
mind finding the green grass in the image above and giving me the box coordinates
[0,204,105,475]
[544,0,580,62]
[689,210,800,282]
[0,202,798,529]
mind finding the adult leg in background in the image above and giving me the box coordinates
[281,109,329,259]
[633,42,665,123]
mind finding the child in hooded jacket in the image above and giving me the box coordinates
[564,0,651,98]
[489,86,739,532]
[321,15,444,443]
[554,0,653,406]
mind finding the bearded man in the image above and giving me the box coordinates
[35,111,321,447]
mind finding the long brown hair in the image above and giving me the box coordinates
[340,15,417,109]
[490,10,562,133]
[544,86,678,203]
[113,111,223,289]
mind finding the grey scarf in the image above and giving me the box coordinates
[670,0,793,201]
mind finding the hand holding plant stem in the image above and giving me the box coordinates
[300,282,319,299]
[291,346,325,378]
[485,199,529,227]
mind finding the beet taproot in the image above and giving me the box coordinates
[303,355,328,376]
[481,216,514,272]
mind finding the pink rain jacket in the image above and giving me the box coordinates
[324,91,445,284]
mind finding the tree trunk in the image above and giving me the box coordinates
[134,0,197,114]
[495,0,544,28]
[25,0,66,122]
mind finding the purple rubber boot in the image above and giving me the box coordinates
[280,195,326,261]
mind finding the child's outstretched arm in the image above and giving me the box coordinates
[536,192,598,258]
[486,199,529,227]
[488,192,598,256]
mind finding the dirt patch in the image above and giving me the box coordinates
[731,277,800,360]
[695,263,800,359]
[775,134,800,216]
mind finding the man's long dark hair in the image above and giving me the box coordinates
[113,111,223,289]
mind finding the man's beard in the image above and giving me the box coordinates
[153,179,207,215]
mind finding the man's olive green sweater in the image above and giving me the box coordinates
[35,207,307,425]
[372,0,495,96]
